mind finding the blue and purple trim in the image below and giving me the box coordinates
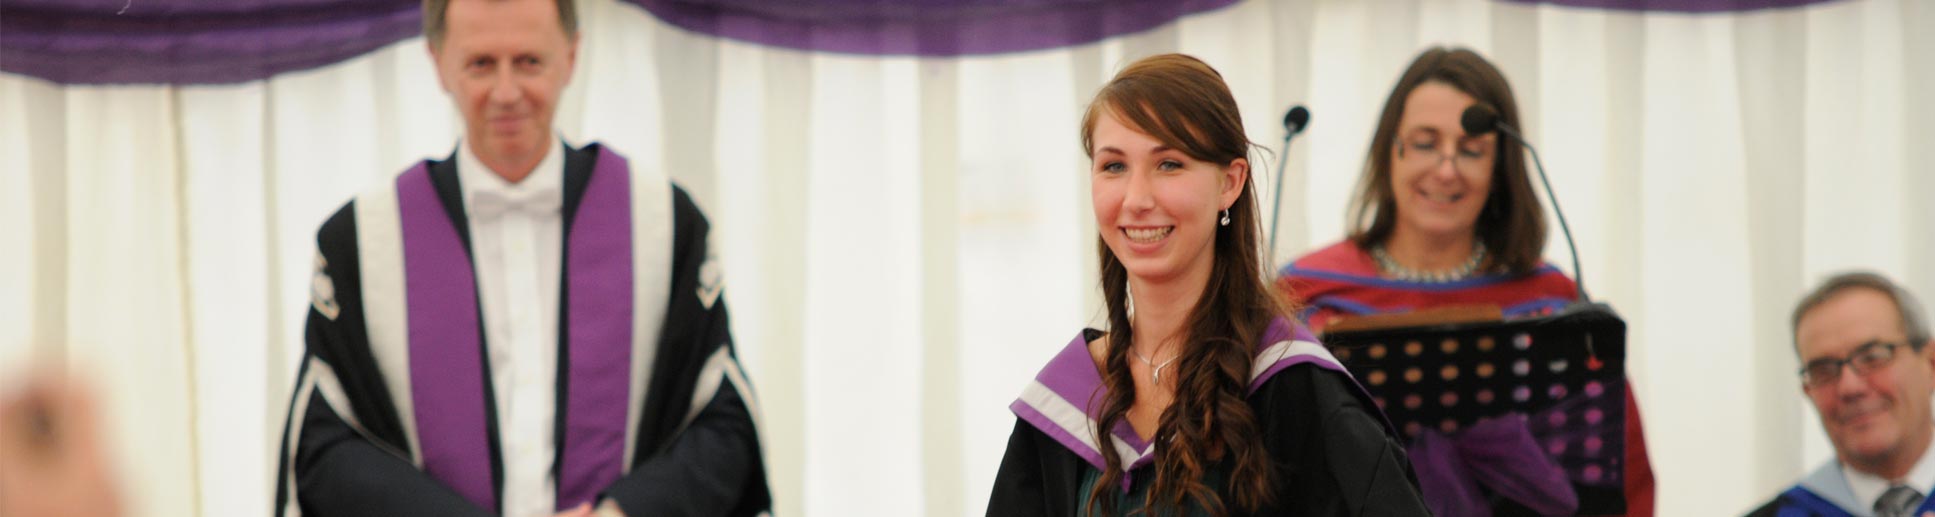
[1280,263,1568,293]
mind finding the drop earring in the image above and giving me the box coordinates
[1219,209,1231,226]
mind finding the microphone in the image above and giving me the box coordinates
[1284,106,1310,135]
[1460,104,1591,302]
[1458,105,1497,141]
[1267,106,1310,271]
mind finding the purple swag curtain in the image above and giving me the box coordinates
[0,0,1840,85]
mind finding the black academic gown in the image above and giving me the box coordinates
[987,324,1430,516]
[273,143,770,517]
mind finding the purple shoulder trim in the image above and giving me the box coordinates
[1008,318,1359,488]
[1008,334,1146,475]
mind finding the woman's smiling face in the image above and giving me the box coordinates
[1089,107,1243,287]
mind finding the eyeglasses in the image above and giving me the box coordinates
[1395,138,1493,174]
[1800,341,1908,388]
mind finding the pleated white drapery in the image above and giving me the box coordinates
[2,0,1932,515]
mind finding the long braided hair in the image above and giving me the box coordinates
[1080,53,1291,516]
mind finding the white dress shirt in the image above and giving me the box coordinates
[457,139,566,517]
[1845,432,1935,515]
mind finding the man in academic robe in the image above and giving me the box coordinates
[1751,272,1935,517]
[272,1,769,516]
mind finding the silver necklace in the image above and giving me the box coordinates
[1131,347,1180,384]
[1370,241,1487,283]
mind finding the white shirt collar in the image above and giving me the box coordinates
[455,136,568,216]
[1844,431,1935,512]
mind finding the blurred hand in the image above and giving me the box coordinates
[0,374,122,517]
[551,502,592,517]
[595,499,628,517]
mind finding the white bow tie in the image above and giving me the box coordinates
[471,186,562,222]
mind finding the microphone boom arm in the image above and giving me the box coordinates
[1496,123,1591,302]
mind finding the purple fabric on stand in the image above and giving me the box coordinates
[556,147,637,510]
[397,162,498,513]
[1410,414,1579,517]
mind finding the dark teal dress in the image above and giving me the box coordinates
[1075,462,1227,516]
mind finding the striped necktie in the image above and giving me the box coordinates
[1876,484,1925,517]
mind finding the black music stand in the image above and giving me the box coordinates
[1323,303,1629,515]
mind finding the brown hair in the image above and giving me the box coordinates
[1080,53,1286,516]
[1791,271,1933,353]
[1348,46,1547,274]
[423,0,579,49]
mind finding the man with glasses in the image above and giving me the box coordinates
[1752,272,1935,517]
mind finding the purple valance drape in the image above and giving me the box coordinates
[1,0,1846,86]
[1507,0,1837,11]
[1,0,421,85]
[619,0,1240,57]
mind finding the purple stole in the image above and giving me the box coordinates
[395,147,640,511]
[1009,318,1364,491]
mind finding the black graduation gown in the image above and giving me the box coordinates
[273,143,771,516]
[987,324,1430,516]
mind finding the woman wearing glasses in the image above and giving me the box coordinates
[1277,47,1656,515]
[987,54,1428,516]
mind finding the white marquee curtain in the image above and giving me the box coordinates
[3,0,1933,515]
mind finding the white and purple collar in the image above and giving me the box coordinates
[1008,318,1360,487]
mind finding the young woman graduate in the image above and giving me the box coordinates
[985,53,1430,517]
